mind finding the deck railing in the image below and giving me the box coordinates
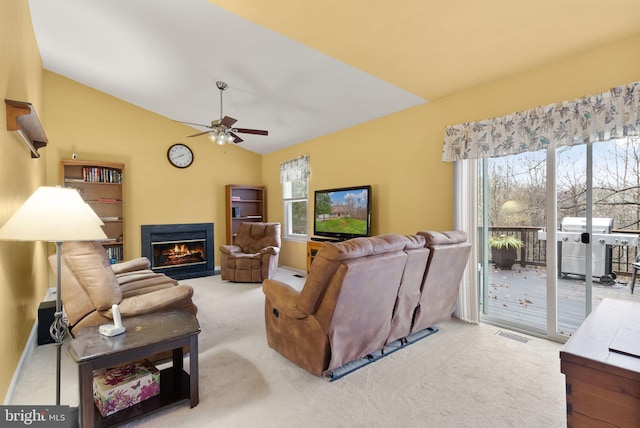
[488,226,640,277]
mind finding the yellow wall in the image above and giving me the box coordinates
[265,34,640,270]
[0,0,47,402]
[261,103,455,269]
[43,72,263,260]
[2,1,639,403]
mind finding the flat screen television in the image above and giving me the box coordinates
[313,185,371,241]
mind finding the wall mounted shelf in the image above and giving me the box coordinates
[5,99,48,158]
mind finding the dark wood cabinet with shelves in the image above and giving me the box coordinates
[61,159,125,262]
[225,184,266,244]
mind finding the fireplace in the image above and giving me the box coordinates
[141,223,216,279]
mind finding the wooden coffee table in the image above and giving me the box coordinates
[68,310,200,427]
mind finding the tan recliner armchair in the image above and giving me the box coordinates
[220,222,281,282]
[49,241,197,336]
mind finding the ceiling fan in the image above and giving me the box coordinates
[176,81,269,145]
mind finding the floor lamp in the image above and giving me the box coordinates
[0,186,106,405]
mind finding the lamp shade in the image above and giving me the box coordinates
[0,186,107,242]
[86,203,105,226]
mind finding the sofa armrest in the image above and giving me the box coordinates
[116,271,178,287]
[263,279,307,319]
[115,285,196,317]
[111,257,151,275]
[220,245,242,255]
[119,275,179,294]
[260,246,280,256]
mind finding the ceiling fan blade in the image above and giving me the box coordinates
[220,116,238,127]
[174,120,210,128]
[229,132,243,143]
[187,130,211,137]
[234,128,269,136]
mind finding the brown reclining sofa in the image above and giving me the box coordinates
[49,241,197,337]
[262,230,470,378]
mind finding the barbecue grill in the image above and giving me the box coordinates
[538,217,639,285]
[560,217,614,282]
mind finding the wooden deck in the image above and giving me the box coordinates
[483,267,640,335]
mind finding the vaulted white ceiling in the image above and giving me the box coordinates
[27,0,640,154]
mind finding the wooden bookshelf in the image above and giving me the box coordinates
[61,159,125,262]
[225,184,266,244]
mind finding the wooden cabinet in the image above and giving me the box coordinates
[61,159,125,262]
[560,298,640,427]
[307,240,323,273]
[225,184,266,244]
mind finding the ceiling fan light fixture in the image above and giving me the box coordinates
[180,81,269,145]
[208,131,218,143]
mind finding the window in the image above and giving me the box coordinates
[283,179,308,239]
[280,154,310,240]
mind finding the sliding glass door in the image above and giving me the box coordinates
[553,143,593,336]
[479,137,640,338]
[479,150,548,334]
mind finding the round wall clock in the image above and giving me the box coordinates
[167,143,193,168]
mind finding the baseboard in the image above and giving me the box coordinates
[278,265,306,277]
[3,288,55,405]
[3,315,38,405]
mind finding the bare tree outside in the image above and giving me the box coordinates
[484,137,640,232]
[483,151,546,228]
[593,136,640,230]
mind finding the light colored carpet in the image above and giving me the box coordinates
[10,268,566,427]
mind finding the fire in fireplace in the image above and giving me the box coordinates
[141,223,216,279]
[152,239,206,269]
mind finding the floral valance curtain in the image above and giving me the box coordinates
[280,154,310,183]
[442,81,640,162]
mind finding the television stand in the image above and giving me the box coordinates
[307,237,352,273]
[307,240,323,273]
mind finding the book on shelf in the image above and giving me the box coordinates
[81,167,122,184]
[65,178,86,183]
[245,215,262,219]
[100,216,120,221]
[105,246,123,263]
[231,196,241,201]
